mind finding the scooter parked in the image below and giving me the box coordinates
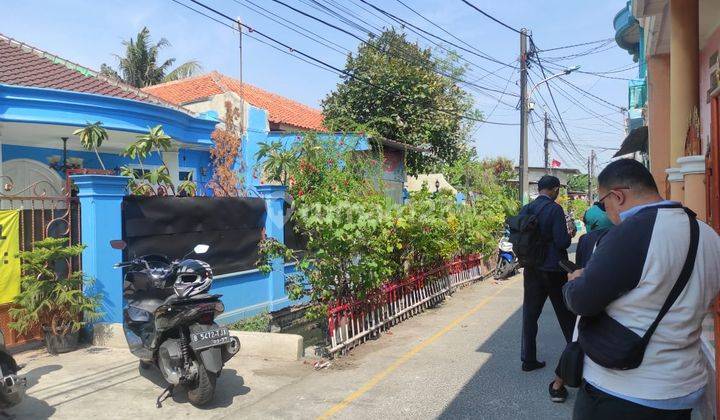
[494,232,518,280]
[0,329,25,409]
[110,241,240,408]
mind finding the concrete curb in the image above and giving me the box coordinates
[231,330,304,361]
[90,324,304,361]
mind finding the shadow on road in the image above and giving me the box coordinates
[23,364,62,389]
[139,365,250,409]
[438,305,574,420]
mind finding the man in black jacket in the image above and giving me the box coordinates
[520,175,575,372]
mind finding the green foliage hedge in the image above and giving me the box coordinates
[256,133,516,319]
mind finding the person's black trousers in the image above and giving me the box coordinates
[573,381,691,420]
[521,268,575,363]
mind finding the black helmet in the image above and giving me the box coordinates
[174,259,213,298]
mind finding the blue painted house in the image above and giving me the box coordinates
[0,33,219,199]
[0,34,422,343]
[144,71,419,203]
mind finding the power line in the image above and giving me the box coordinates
[556,77,625,111]
[540,42,616,62]
[537,37,615,52]
[541,73,627,130]
[470,66,519,134]
[329,0,520,93]
[315,0,520,97]
[267,0,520,97]
[360,0,518,70]
[170,0,340,75]
[528,40,585,160]
[231,0,349,55]
[176,0,518,127]
[459,0,523,34]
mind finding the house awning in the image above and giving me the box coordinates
[614,125,648,157]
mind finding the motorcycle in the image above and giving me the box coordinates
[494,233,518,280]
[110,241,241,408]
[0,329,25,409]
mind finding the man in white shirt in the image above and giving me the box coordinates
[563,159,720,419]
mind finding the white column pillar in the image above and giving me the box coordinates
[162,148,181,187]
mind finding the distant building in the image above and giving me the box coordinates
[144,71,422,203]
[510,166,582,198]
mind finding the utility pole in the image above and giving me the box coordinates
[518,28,529,204]
[587,150,595,204]
[543,111,550,172]
[237,17,245,133]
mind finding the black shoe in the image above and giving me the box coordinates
[549,381,568,403]
[521,360,546,371]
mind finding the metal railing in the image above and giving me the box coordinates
[327,255,489,355]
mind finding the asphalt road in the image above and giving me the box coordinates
[237,272,575,419]
[11,270,574,420]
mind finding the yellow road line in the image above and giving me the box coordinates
[318,278,517,419]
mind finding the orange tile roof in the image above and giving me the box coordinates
[143,71,326,131]
[0,33,186,111]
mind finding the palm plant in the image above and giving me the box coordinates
[73,121,109,170]
[100,27,201,88]
[121,125,192,195]
[255,140,297,185]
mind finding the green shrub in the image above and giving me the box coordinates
[227,311,272,332]
[9,238,102,336]
[256,134,513,319]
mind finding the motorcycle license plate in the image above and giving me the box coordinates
[190,327,231,350]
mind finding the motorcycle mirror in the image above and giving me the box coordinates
[110,240,127,250]
[193,244,209,254]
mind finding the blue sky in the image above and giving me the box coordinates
[2,0,633,171]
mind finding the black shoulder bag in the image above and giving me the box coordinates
[579,208,700,370]
[558,208,699,385]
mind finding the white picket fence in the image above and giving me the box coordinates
[327,257,489,355]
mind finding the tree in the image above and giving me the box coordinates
[321,29,479,174]
[208,102,243,197]
[101,27,201,88]
[73,121,109,170]
[567,173,591,192]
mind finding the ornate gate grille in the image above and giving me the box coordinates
[0,175,81,347]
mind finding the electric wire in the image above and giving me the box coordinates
[556,77,625,111]
[359,0,519,71]
[232,0,350,55]
[536,38,615,52]
[175,0,521,126]
[266,0,521,97]
[459,0,523,34]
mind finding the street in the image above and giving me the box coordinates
[12,271,573,419]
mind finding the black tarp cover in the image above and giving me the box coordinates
[122,196,265,275]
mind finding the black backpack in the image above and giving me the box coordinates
[506,200,552,268]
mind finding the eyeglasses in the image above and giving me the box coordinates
[597,187,631,211]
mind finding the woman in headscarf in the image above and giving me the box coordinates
[548,203,613,402]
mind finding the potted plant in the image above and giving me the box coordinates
[73,121,109,170]
[9,237,102,354]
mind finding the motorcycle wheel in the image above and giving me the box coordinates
[494,260,514,280]
[187,361,217,407]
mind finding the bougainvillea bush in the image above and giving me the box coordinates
[256,133,514,319]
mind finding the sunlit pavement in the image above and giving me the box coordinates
[234,272,574,420]
[9,270,575,420]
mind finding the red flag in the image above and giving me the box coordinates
[551,159,561,168]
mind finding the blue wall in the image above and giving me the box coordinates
[212,264,300,325]
[240,105,369,196]
[2,143,212,188]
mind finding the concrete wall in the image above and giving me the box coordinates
[647,54,671,196]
